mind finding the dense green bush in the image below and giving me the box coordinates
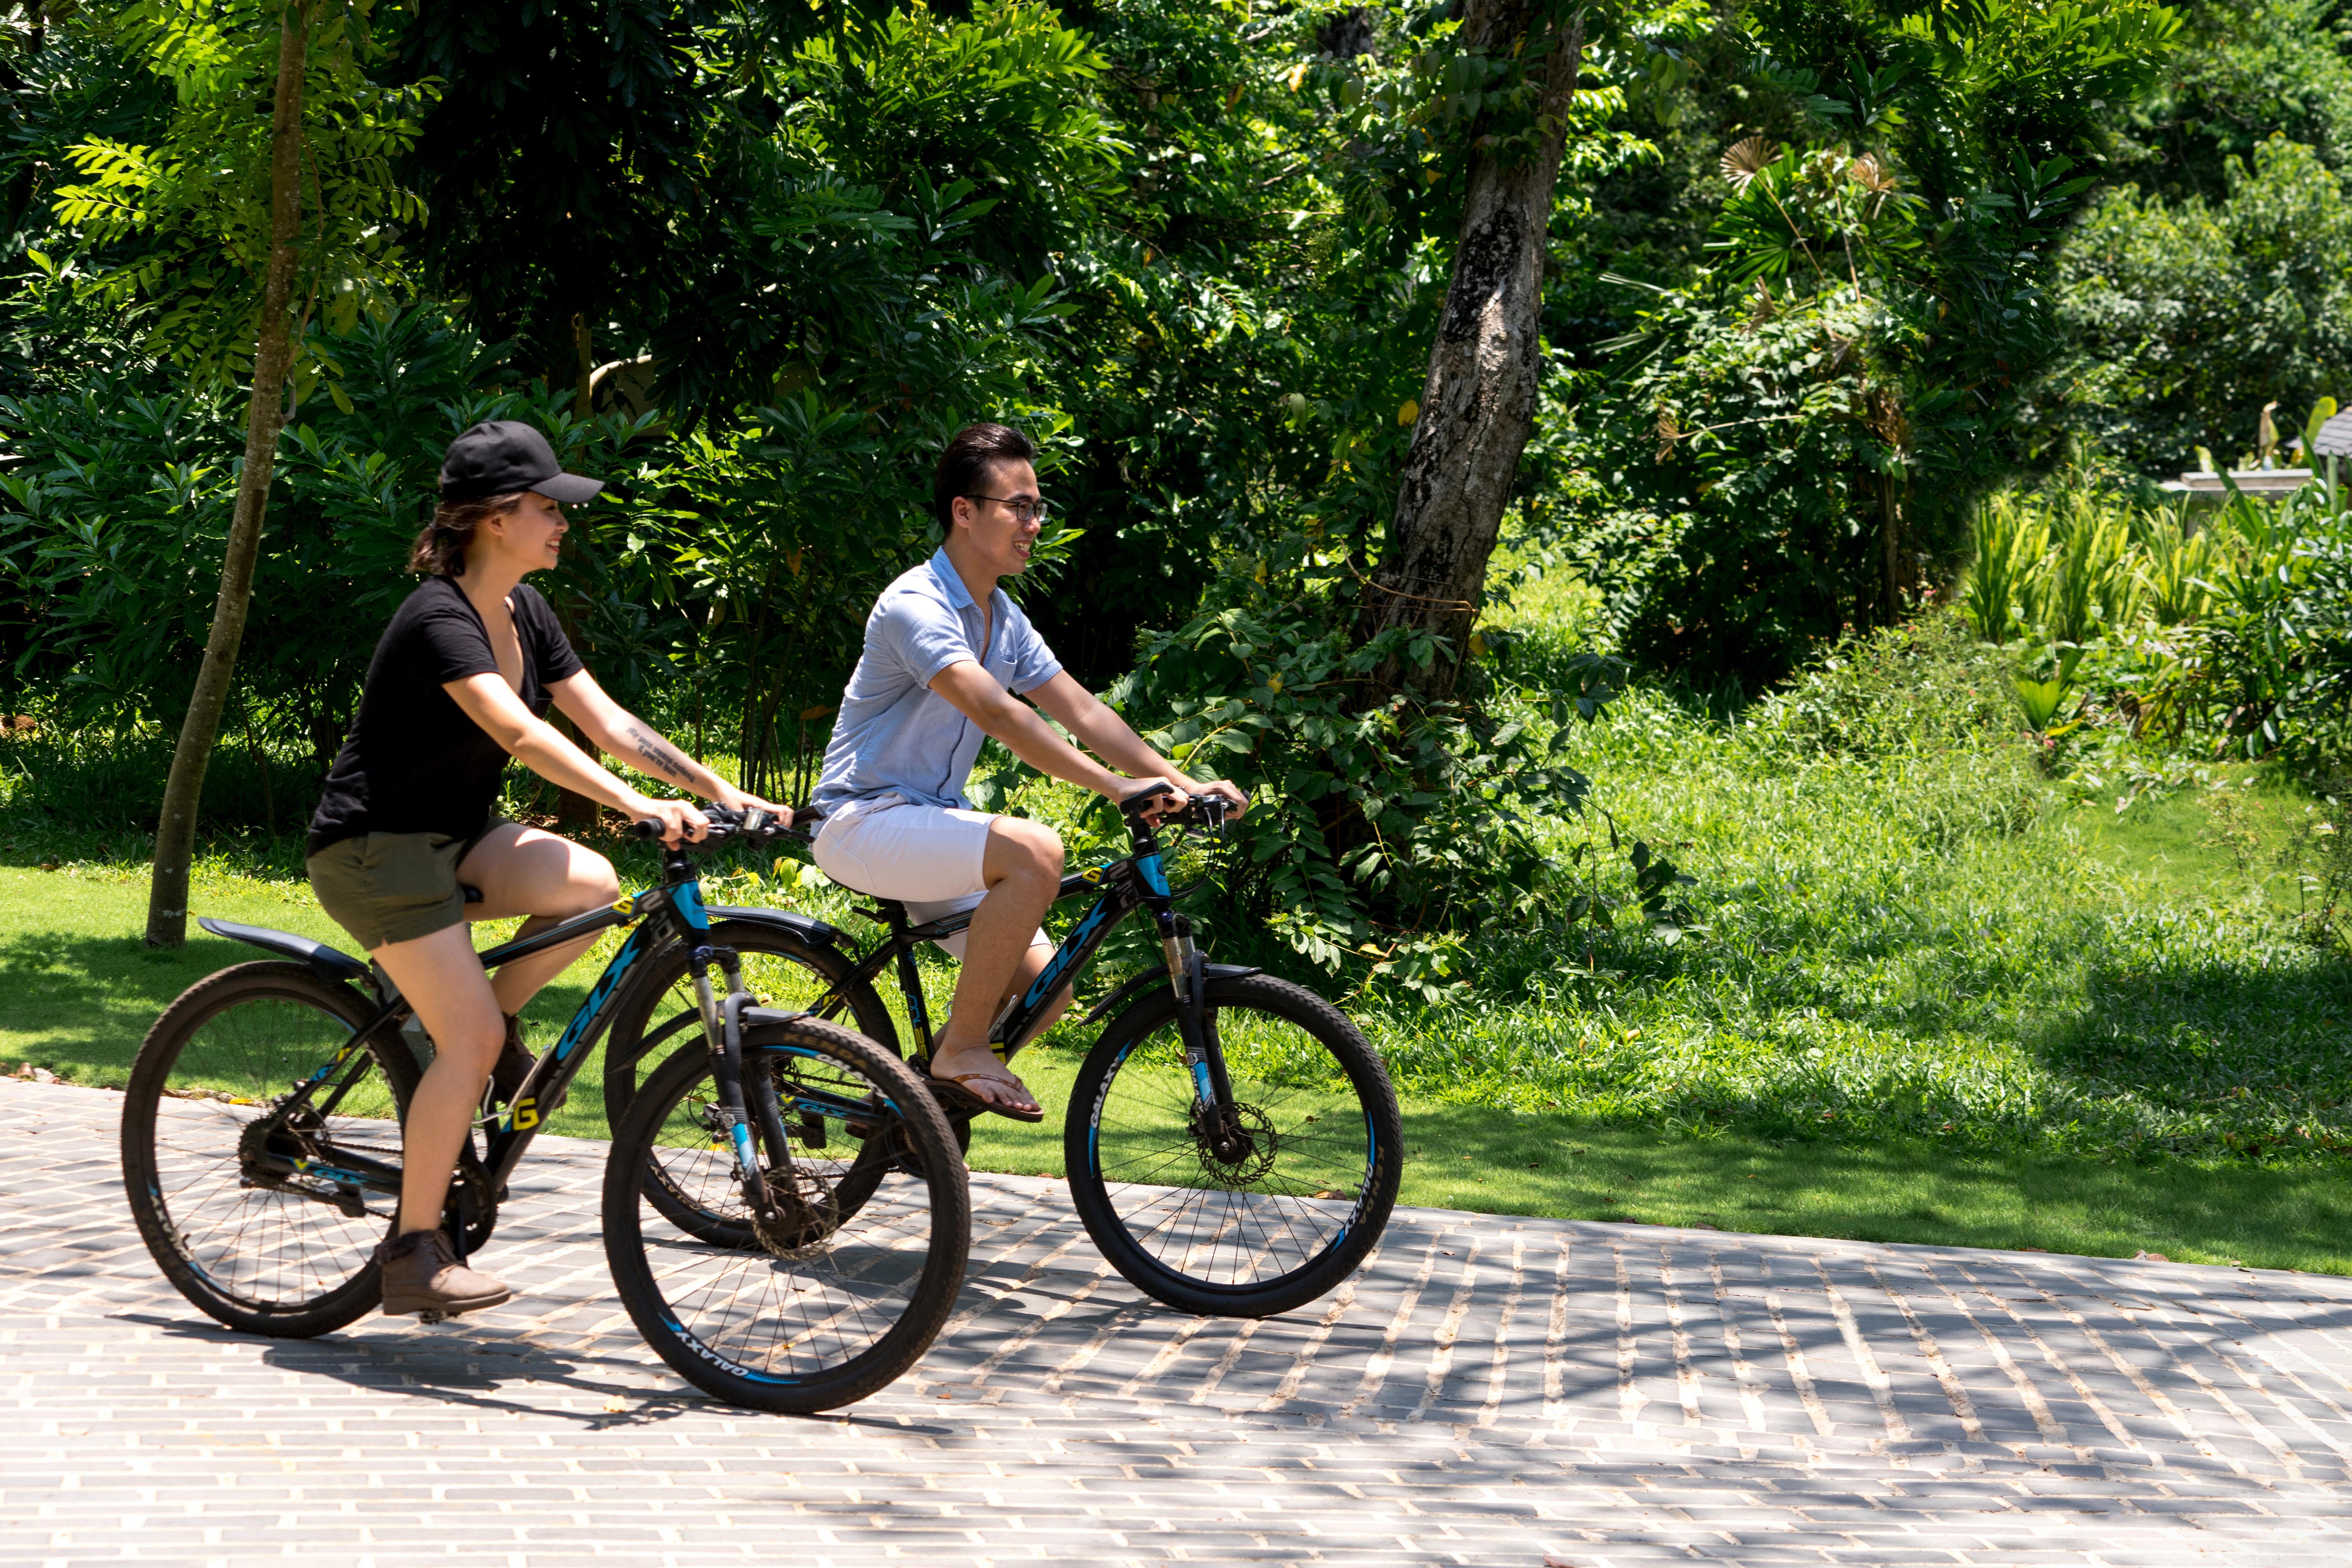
[2042,138,2352,475]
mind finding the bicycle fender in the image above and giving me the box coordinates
[707,906,848,949]
[196,917,371,988]
[1077,962,1262,1030]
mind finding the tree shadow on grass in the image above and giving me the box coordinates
[1395,1102,2352,1273]
[0,930,593,1088]
[2030,954,2352,1134]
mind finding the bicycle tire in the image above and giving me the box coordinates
[602,1014,970,1413]
[602,919,897,1131]
[120,961,419,1338]
[1066,972,1401,1318]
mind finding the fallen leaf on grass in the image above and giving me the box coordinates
[2132,1249,2170,1263]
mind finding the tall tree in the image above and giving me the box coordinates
[48,0,428,944]
[145,1,309,947]
[1363,0,1583,699]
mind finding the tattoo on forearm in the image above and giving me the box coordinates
[624,725,691,782]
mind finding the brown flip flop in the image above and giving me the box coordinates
[927,1071,1045,1124]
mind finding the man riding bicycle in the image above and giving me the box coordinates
[810,423,1248,1121]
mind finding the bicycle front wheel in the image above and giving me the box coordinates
[602,919,898,1133]
[121,961,416,1337]
[603,1015,970,1413]
[1067,973,1402,1318]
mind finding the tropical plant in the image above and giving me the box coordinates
[1959,492,2048,644]
[2026,492,2142,646]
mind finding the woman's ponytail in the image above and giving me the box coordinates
[407,492,529,577]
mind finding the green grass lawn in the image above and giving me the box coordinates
[10,855,2350,1276]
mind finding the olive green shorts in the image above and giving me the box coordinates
[307,827,493,952]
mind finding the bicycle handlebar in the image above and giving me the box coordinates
[627,804,792,847]
[1119,782,1180,818]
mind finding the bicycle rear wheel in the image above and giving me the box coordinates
[121,962,417,1337]
[603,1015,969,1413]
[1066,973,1401,1318]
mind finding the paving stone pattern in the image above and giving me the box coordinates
[7,1076,2352,1566]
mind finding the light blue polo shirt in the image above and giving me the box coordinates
[812,548,1064,814]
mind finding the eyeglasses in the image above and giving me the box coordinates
[963,493,1051,525]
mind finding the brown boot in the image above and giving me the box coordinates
[488,1013,568,1115]
[489,1013,533,1105]
[376,1229,511,1319]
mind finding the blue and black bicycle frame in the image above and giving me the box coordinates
[826,790,1258,1158]
[202,816,808,1246]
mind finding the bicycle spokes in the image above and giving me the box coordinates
[610,1028,968,1401]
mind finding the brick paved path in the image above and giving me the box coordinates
[8,1076,2352,1567]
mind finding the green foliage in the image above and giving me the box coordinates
[800,0,1124,273]
[0,304,504,758]
[1574,286,1899,678]
[1950,470,2352,769]
[2033,492,2143,645]
[2042,137,2352,474]
[1370,612,2352,1170]
[388,0,756,385]
[47,0,432,383]
[1529,0,2190,685]
[1106,548,1626,997]
[2112,0,2352,194]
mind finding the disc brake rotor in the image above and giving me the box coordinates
[1191,1100,1278,1185]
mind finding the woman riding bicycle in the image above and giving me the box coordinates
[304,419,785,1321]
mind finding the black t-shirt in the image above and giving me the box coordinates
[306,576,585,855]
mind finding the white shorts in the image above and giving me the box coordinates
[812,796,1049,961]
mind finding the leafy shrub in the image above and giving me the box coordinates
[2042,137,2352,474]
[1100,540,1634,998]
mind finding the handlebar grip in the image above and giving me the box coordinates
[1120,783,1181,817]
[629,818,666,840]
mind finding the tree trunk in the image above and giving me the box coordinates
[1879,472,1902,625]
[144,1,310,948]
[550,310,602,832]
[1365,3,1583,699]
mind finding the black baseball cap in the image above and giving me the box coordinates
[438,420,605,504]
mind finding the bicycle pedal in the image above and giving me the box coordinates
[417,1308,450,1325]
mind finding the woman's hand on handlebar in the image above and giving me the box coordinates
[624,794,708,847]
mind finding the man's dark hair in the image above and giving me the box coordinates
[934,423,1036,529]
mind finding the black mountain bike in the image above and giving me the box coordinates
[118,807,970,1414]
[604,789,1403,1319]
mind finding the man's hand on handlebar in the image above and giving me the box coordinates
[1193,778,1249,819]
[1114,776,1251,826]
[1116,776,1187,825]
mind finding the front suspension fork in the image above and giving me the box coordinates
[693,945,794,1230]
[1159,912,1244,1157]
